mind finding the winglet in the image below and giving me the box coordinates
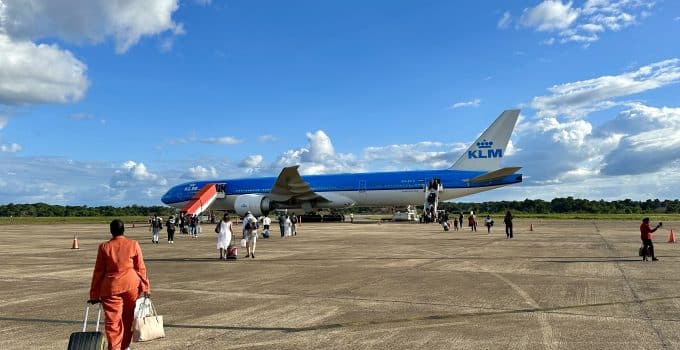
[450,109,520,171]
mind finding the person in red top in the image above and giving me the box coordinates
[89,219,151,350]
[640,217,662,261]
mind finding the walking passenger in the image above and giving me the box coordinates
[216,214,233,260]
[150,214,162,244]
[284,215,293,237]
[453,218,459,231]
[166,216,175,243]
[504,211,513,238]
[89,219,151,350]
[278,212,286,237]
[243,214,258,258]
[484,215,493,233]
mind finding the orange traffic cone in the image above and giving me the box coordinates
[530,224,534,231]
[71,235,79,249]
[668,229,676,243]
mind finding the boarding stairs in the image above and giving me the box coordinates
[181,183,225,216]
[423,179,443,222]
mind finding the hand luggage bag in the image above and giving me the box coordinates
[227,246,238,259]
[262,229,270,238]
[67,304,106,350]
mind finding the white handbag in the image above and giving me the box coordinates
[132,297,165,342]
[240,238,247,247]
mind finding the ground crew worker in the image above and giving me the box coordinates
[640,217,662,261]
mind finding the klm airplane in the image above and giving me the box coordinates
[161,110,522,216]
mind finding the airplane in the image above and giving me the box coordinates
[161,110,522,217]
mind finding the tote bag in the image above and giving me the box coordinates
[133,297,165,342]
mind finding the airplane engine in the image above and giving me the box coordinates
[234,194,272,217]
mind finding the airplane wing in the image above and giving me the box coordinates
[468,167,522,183]
[269,166,327,202]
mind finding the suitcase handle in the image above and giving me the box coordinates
[82,304,102,332]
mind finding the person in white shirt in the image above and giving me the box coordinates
[243,212,257,258]
[216,214,233,260]
[284,215,293,237]
[262,215,272,238]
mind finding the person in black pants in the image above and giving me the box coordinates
[640,217,662,261]
[504,211,513,239]
[166,216,176,243]
[278,213,286,237]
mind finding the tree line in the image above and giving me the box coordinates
[0,203,174,217]
[0,197,679,217]
[439,197,680,214]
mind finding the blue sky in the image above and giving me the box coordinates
[1,0,679,205]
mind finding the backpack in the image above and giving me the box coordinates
[214,222,221,234]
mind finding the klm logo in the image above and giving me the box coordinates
[183,184,199,192]
[468,140,503,159]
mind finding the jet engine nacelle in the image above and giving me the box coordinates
[234,194,272,217]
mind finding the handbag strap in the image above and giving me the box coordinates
[143,296,159,317]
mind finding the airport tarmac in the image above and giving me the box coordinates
[1,219,680,349]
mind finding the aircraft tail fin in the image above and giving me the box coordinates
[450,109,520,171]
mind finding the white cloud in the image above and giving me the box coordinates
[302,131,334,162]
[258,134,277,143]
[364,142,467,169]
[111,160,167,188]
[520,1,580,31]
[532,59,680,118]
[0,0,182,54]
[580,23,604,32]
[599,104,680,175]
[240,155,263,168]
[1,143,21,153]
[182,165,218,179]
[0,34,89,105]
[0,114,7,129]
[450,98,481,109]
[273,130,362,175]
[510,0,655,45]
[203,136,243,145]
[497,11,512,29]
[170,136,243,145]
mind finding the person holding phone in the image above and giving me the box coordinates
[640,217,662,261]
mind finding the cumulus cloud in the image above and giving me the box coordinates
[0,34,89,105]
[599,104,680,175]
[532,59,680,118]
[182,165,218,179]
[1,143,21,153]
[450,98,481,109]
[511,0,655,45]
[111,161,167,188]
[497,11,512,29]
[273,130,361,175]
[240,155,263,168]
[508,57,680,199]
[0,0,182,54]
[520,0,580,31]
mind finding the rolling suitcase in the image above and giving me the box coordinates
[226,246,238,260]
[67,304,106,350]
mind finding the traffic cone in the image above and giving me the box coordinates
[530,224,534,231]
[668,229,676,243]
[71,235,79,249]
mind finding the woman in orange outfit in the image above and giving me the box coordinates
[89,219,151,350]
